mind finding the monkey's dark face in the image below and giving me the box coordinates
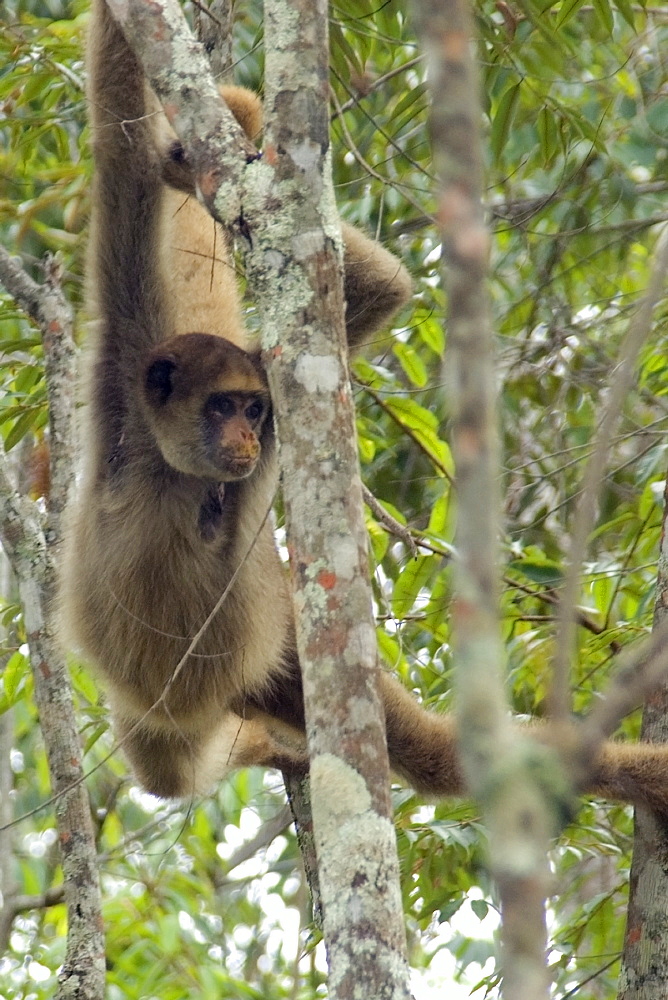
[142,333,271,481]
[201,391,268,479]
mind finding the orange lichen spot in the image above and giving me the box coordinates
[263,144,278,166]
[317,569,337,591]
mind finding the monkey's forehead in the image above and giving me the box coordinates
[211,372,267,394]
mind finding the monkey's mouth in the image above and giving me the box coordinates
[224,455,257,478]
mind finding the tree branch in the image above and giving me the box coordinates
[0,248,105,1000]
[413,2,563,997]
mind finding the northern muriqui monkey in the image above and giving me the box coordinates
[61,0,668,816]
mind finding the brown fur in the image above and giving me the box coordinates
[62,0,668,817]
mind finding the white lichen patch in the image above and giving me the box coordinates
[264,3,300,52]
[291,228,325,261]
[301,573,330,615]
[343,623,377,668]
[311,753,372,818]
[289,138,321,176]
[330,536,359,580]
[345,693,384,733]
[210,179,241,226]
[318,150,342,249]
[311,755,404,937]
[294,353,340,392]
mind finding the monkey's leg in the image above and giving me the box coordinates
[117,712,308,800]
[378,673,466,797]
[244,656,465,796]
[585,740,668,816]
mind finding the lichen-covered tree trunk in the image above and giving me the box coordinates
[618,477,668,999]
[252,1,411,995]
[413,3,560,997]
[0,250,105,1000]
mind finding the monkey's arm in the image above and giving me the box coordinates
[87,0,170,465]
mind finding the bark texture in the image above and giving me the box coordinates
[413,3,559,998]
[619,449,668,1000]
[0,249,105,1000]
[255,2,411,996]
[194,0,234,82]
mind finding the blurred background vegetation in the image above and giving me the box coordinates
[1,0,667,996]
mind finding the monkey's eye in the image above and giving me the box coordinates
[245,401,264,421]
[209,394,235,417]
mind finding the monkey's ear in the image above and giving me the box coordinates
[161,141,196,195]
[145,356,177,407]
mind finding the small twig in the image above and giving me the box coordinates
[215,804,293,886]
[362,485,418,556]
[552,226,668,723]
[331,55,424,120]
[362,383,453,480]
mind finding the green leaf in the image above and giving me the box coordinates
[557,0,588,26]
[330,20,364,79]
[385,395,438,431]
[508,559,563,586]
[439,897,464,922]
[377,629,403,671]
[393,341,428,387]
[416,311,445,356]
[471,898,490,920]
[367,518,389,563]
[83,722,109,755]
[392,555,436,618]
[491,83,521,162]
[427,492,449,536]
[537,106,560,166]
[2,650,28,705]
[591,0,614,33]
[4,409,41,451]
[612,0,636,28]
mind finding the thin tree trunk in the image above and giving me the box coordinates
[618,474,668,999]
[413,3,558,997]
[0,249,106,1000]
[257,0,411,994]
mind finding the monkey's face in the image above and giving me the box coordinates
[142,333,271,481]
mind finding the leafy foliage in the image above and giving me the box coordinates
[1,0,668,996]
